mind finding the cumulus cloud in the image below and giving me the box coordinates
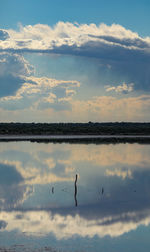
[0,52,34,76]
[0,75,80,111]
[1,93,150,121]
[0,52,34,97]
[1,92,150,121]
[0,22,150,91]
[1,22,148,52]
[69,95,150,121]
[105,82,134,94]
[1,22,150,119]
[0,30,9,41]
[0,51,79,111]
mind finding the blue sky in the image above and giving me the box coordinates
[0,0,150,122]
[1,0,150,35]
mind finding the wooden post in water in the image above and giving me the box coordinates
[74,174,78,207]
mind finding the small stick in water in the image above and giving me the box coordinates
[52,187,54,194]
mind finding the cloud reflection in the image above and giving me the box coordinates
[0,142,150,238]
[0,209,150,239]
[0,162,33,209]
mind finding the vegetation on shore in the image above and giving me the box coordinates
[0,122,150,135]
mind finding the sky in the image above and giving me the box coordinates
[0,0,150,122]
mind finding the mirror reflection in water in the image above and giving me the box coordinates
[0,141,150,251]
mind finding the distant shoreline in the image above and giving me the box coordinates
[1,122,150,135]
[1,122,150,143]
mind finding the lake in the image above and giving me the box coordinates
[0,141,150,251]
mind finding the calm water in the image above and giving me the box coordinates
[0,141,150,251]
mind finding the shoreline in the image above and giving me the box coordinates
[1,134,150,143]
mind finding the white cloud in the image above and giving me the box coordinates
[0,22,149,92]
[0,51,80,111]
[0,22,146,52]
[0,75,80,111]
[0,29,9,41]
[105,82,134,94]
[0,52,34,76]
[0,52,34,98]
[69,95,150,122]
[1,93,150,121]
[1,22,150,119]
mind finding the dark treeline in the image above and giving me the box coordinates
[1,122,150,135]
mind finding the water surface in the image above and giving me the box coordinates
[0,142,150,251]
